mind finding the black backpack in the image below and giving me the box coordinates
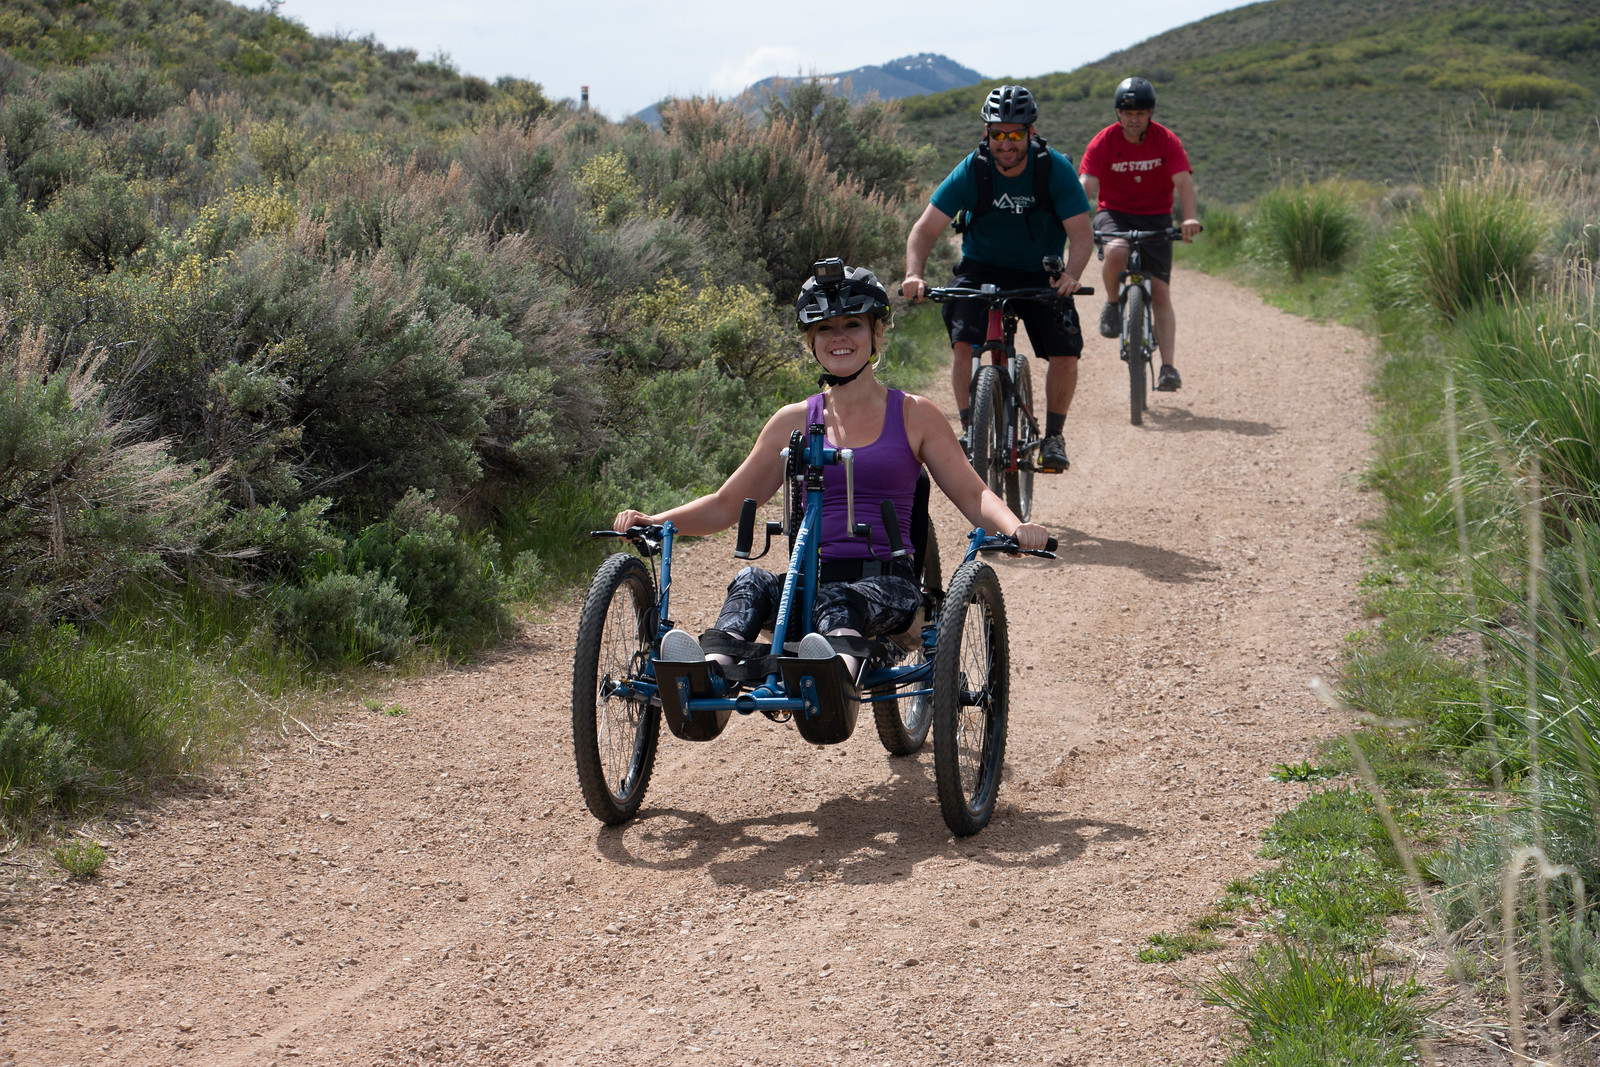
[951,134,1060,238]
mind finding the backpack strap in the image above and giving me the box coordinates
[951,136,1060,238]
[951,141,992,235]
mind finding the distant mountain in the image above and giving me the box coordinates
[633,53,983,127]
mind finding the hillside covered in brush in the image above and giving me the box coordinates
[901,0,1600,203]
[0,0,928,817]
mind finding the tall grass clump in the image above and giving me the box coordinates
[1199,941,1427,1065]
[1253,179,1364,278]
[1369,157,1545,323]
[1451,285,1600,526]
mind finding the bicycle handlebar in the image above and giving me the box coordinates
[918,285,1094,303]
[1093,224,1199,246]
[590,525,664,556]
[978,534,1058,560]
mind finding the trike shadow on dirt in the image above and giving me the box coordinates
[593,762,1146,890]
[1054,527,1220,584]
[1143,406,1280,437]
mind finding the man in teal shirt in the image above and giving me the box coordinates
[901,84,1093,473]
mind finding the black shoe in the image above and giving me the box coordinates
[1156,364,1182,391]
[957,427,971,454]
[1098,301,1121,339]
[1038,434,1070,472]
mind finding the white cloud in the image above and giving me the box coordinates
[709,46,807,97]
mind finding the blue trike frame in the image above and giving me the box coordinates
[573,420,1056,836]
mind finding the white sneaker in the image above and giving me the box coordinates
[658,629,706,662]
[797,632,836,659]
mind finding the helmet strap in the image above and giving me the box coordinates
[817,363,867,389]
[814,340,876,388]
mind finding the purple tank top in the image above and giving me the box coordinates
[805,390,921,562]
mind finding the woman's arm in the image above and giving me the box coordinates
[903,394,1049,550]
[613,403,805,535]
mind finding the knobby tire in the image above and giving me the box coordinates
[968,366,1005,501]
[572,553,662,825]
[1006,354,1034,521]
[1125,285,1148,426]
[932,560,1009,836]
[873,525,940,756]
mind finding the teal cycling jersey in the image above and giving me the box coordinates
[930,146,1091,272]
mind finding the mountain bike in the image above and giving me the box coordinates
[1094,225,1195,426]
[919,267,1093,522]
[572,422,1057,837]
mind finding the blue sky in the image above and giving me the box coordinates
[277,0,1254,118]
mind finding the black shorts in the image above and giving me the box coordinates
[1094,210,1174,284]
[712,566,921,641]
[941,259,1083,359]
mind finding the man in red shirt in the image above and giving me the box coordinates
[1078,77,1200,391]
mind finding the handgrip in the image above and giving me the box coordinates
[734,498,757,559]
[880,500,907,558]
[1045,537,1058,553]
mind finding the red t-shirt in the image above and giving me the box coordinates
[1079,121,1191,216]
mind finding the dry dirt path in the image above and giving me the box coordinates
[3,269,1379,1067]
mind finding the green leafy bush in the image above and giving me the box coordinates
[51,838,107,877]
[1199,204,1247,249]
[1,329,223,641]
[278,570,412,664]
[34,170,153,271]
[349,490,509,651]
[0,681,86,824]
[1487,73,1588,109]
[51,63,173,129]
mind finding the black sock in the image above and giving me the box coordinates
[1046,412,1067,438]
[959,407,971,429]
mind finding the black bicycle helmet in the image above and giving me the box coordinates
[795,259,890,327]
[1113,76,1156,110]
[980,84,1038,126]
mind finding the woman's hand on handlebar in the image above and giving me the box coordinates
[613,509,654,533]
[1011,521,1049,552]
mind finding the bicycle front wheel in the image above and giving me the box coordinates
[1125,286,1148,426]
[968,366,1005,499]
[1006,354,1034,521]
[932,560,1009,836]
[572,553,661,825]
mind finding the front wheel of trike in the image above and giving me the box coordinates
[572,553,662,825]
[931,559,1009,836]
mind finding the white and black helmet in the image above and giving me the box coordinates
[795,259,890,327]
[980,84,1038,126]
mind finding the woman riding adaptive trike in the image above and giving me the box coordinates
[573,259,1056,836]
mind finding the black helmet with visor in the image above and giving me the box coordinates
[980,84,1038,126]
[794,258,890,328]
[1113,76,1156,111]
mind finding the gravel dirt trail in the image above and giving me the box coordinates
[3,268,1382,1067]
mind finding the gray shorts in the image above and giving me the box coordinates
[1094,210,1174,284]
